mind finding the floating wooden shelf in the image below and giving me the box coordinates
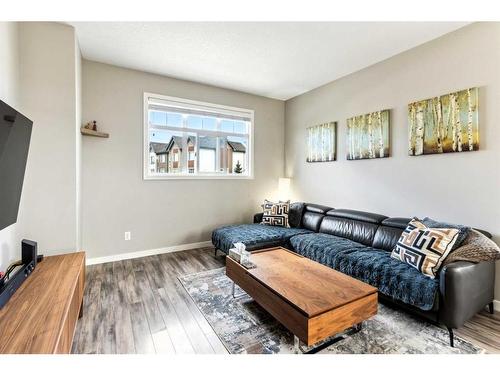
[80,127,109,138]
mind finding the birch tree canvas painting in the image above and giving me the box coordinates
[306,122,336,162]
[408,87,479,156]
[346,110,390,160]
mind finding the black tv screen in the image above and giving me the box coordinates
[0,100,33,231]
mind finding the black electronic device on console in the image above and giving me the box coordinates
[0,240,38,309]
[22,239,38,268]
[0,99,35,309]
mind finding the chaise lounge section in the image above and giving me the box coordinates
[212,224,311,255]
[211,202,496,346]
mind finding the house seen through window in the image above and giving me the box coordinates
[145,93,253,179]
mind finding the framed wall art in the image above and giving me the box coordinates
[306,122,337,163]
[347,109,390,160]
[408,87,479,156]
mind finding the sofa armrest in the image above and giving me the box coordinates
[438,260,495,328]
[254,212,263,223]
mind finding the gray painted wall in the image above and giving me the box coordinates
[17,22,81,256]
[0,22,20,270]
[82,60,285,258]
[75,37,82,250]
[285,22,500,300]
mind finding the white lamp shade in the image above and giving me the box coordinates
[278,178,291,200]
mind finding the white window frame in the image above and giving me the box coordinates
[143,92,254,180]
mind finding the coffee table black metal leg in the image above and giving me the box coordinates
[293,322,363,354]
[294,335,301,354]
[231,281,246,298]
[353,322,362,332]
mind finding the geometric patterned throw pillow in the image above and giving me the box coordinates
[261,200,290,227]
[390,218,459,278]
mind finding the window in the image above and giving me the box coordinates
[144,93,253,179]
[199,147,216,172]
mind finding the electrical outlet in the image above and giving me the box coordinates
[124,231,131,241]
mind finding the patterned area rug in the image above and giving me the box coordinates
[179,267,484,354]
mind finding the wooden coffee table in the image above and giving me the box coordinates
[225,247,378,353]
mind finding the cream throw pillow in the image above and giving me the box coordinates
[391,218,459,278]
[261,200,290,227]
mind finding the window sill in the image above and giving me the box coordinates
[143,174,254,181]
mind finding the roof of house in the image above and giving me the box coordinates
[227,141,246,152]
[169,136,183,150]
[165,136,191,153]
[149,142,169,154]
[152,137,246,154]
[198,137,216,150]
[165,136,216,152]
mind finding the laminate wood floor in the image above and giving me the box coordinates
[71,247,227,354]
[71,247,500,354]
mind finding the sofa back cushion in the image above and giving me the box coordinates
[319,216,379,246]
[304,203,332,214]
[299,203,332,232]
[325,209,388,224]
[289,202,305,228]
[380,217,411,229]
[372,226,404,251]
[301,212,325,232]
[318,209,388,246]
[372,217,411,251]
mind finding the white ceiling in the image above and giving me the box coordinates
[70,22,469,100]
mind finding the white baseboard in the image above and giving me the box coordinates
[494,299,500,312]
[86,240,213,265]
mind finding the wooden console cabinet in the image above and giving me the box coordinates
[0,252,85,353]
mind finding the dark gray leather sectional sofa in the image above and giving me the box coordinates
[211,202,496,347]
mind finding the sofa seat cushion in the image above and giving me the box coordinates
[212,224,312,254]
[290,233,439,311]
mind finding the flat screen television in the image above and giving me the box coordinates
[0,100,33,231]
